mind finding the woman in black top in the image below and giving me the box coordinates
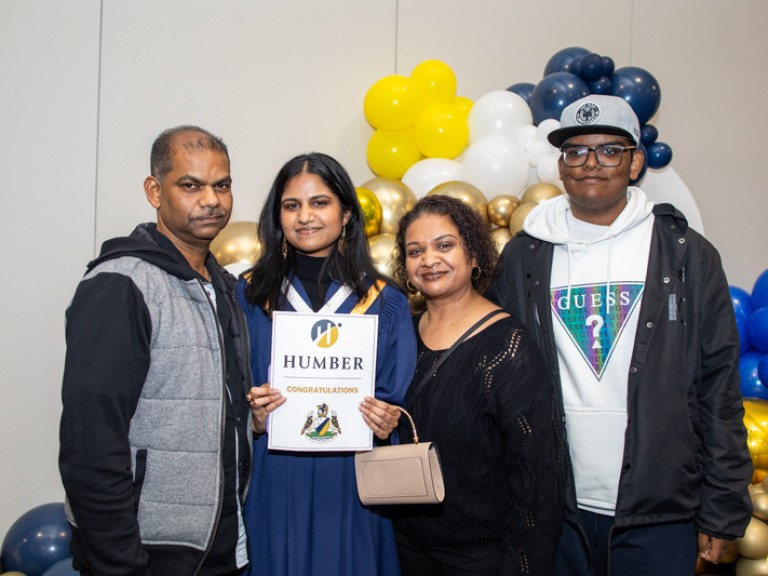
[391,195,565,575]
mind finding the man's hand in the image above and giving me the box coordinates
[698,533,731,564]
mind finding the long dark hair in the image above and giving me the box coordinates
[392,195,498,294]
[244,152,389,313]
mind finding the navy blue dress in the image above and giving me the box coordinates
[236,276,416,576]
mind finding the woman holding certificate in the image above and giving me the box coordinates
[236,152,416,576]
[390,195,565,576]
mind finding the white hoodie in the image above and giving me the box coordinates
[524,187,655,515]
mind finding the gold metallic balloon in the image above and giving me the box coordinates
[360,177,417,235]
[367,233,397,277]
[754,492,768,522]
[736,555,768,576]
[487,194,520,227]
[508,202,536,236]
[736,517,768,559]
[356,186,383,238]
[521,182,562,205]
[427,180,489,226]
[490,227,512,254]
[408,291,426,315]
[744,399,768,484]
[210,220,260,266]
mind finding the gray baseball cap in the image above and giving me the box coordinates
[547,95,640,148]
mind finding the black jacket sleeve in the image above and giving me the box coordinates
[59,271,153,576]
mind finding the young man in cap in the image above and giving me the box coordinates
[487,95,752,575]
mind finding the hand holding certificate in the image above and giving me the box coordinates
[267,311,379,451]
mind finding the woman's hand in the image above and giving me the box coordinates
[359,396,401,440]
[246,384,286,434]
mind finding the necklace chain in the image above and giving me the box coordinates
[425,295,480,330]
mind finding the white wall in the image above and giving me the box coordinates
[2,0,766,538]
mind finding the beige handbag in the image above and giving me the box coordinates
[355,309,506,506]
[354,407,445,505]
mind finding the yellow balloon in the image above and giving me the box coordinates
[452,96,474,121]
[367,233,397,276]
[490,227,512,254]
[736,555,768,576]
[366,128,421,180]
[363,75,422,131]
[360,177,417,235]
[410,59,457,105]
[487,194,521,227]
[521,182,562,205]
[427,180,489,226]
[508,202,537,236]
[414,103,468,159]
[355,187,383,238]
[745,399,768,483]
[210,220,260,266]
[736,517,768,559]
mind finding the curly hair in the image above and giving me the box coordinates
[392,194,498,294]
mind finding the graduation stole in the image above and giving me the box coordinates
[282,278,385,315]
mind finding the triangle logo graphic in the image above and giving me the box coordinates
[550,282,644,379]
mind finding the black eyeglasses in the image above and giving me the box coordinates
[561,144,636,167]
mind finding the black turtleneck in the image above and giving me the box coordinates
[294,253,332,311]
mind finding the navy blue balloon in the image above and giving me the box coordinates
[740,351,768,399]
[601,56,615,77]
[578,53,604,82]
[759,355,768,387]
[630,141,648,186]
[0,502,71,576]
[748,308,768,353]
[737,314,752,355]
[646,142,673,169]
[731,285,755,319]
[640,124,659,146]
[589,76,612,95]
[529,72,591,125]
[506,82,536,105]
[42,559,78,576]
[611,66,662,125]
[753,269,768,310]
[543,47,591,76]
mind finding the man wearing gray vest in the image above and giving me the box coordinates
[60,126,253,575]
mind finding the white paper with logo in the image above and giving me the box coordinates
[267,311,378,451]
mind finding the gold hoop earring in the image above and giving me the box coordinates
[471,266,481,280]
[281,237,287,259]
[337,226,347,255]
[406,280,417,292]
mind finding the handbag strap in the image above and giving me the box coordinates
[407,308,506,407]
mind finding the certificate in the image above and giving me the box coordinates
[267,311,378,451]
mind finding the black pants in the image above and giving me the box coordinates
[395,528,504,576]
[556,509,697,576]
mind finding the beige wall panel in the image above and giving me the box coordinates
[396,0,633,99]
[633,0,768,289]
[0,0,101,537]
[96,0,397,242]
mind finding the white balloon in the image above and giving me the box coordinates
[642,167,704,234]
[536,155,562,186]
[537,118,561,142]
[402,158,463,198]
[468,91,533,144]
[462,135,529,198]
[515,124,538,150]
[526,140,553,168]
